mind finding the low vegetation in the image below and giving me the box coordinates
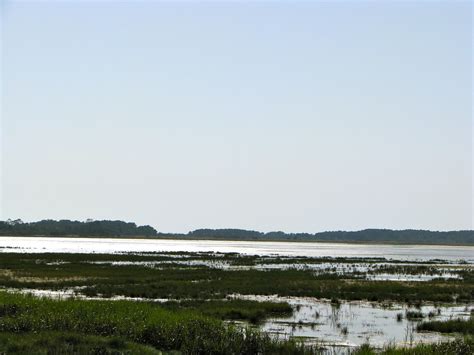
[353,338,473,355]
[0,291,315,354]
[417,316,474,335]
[0,331,161,355]
[0,253,472,304]
[161,299,293,323]
[406,310,425,320]
[1,251,473,353]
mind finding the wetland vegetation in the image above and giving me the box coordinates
[417,315,474,335]
[0,250,472,353]
[352,338,474,355]
[0,291,314,354]
[0,252,472,303]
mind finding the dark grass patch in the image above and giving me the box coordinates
[417,317,474,335]
[353,338,474,355]
[161,299,293,323]
[0,331,162,354]
[405,310,425,320]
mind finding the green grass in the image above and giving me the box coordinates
[353,338,474,355]
[0,331,162,354]
[1,252,471,303]
[161,299,293,323]
[1,251,473,354]
[0,291,316,354]
[405,310,425,320]
[417,316,474,335]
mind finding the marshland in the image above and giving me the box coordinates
[0,241,472,354]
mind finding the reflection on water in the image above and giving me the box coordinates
[0,237,473,262]
[85,260,466,282]
[6,287,473,350]
[2,287,170,303]
[365,273,460,282]
[232,295,473,349]
[3,286,473,351]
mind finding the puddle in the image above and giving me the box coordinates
[87,259,233,269]
[366,273,461,282]
[1,287,171,303]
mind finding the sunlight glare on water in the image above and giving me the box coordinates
[0,237,472,262]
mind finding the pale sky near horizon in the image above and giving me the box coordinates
[1,0,472,233]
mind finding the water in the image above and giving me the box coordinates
[1,241,472,351]
[84,260,466,282]
[1,237,473,262]
[5,286,472,350]
[232,295,472,349]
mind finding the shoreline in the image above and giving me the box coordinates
[1,234,474,247]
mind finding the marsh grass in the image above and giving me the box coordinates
[1,253,471,303]
[0,291,316,354]
[1,251,473,353]
[417,316,474,335]
[405,311,425,320]
[353,338,473,355]
[0,331,162,354]
[161,299,293,323]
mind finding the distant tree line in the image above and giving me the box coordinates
[0,219,157,237]
[2,220,473,244]
[182,228,474,245]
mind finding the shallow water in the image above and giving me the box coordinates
[1,237,473,262]
[2,287,170,303]
[231,295,473,349]
[7,286,472,350]
[3,284,472,352]
[366,273,461,282]
[83,259,465,281]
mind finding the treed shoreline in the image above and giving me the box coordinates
[1,219,473,245]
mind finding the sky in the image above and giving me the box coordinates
[0,0,472,233]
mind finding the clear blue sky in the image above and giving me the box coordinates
[1,0,472,232]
